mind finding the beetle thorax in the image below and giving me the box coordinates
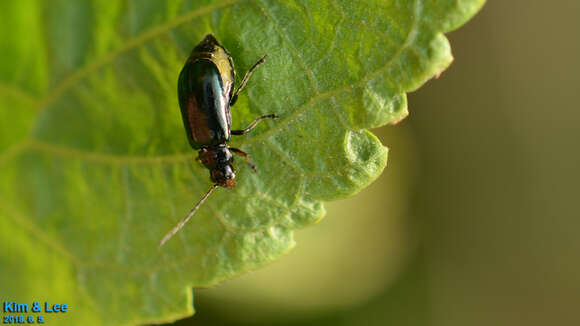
[198,146,235,188]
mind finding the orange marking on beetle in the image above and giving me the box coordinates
[187,95,212,144]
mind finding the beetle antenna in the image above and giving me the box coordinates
[159,184,219,247]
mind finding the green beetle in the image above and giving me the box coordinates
[161,34,277,246]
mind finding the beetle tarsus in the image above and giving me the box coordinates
[232,114,278,135]
[230,147,257,171]
[230,54,268,106]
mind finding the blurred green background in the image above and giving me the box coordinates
[172,1,580,325]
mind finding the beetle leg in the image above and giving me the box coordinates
[229,148,257,171]
[232,114,278,136]
[230,54,268,106]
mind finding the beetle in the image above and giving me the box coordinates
[160,34,277,246]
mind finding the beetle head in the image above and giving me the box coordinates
[211,165,236,188]
[198,147,236,188]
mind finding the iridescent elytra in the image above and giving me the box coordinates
[160,34,278,246]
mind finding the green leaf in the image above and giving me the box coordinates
[0,0,484,324]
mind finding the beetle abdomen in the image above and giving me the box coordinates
[178,59,231,148]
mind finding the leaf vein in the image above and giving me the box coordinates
[240,0,421,146]
[36,0,241,112]
[254,0,320,93]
